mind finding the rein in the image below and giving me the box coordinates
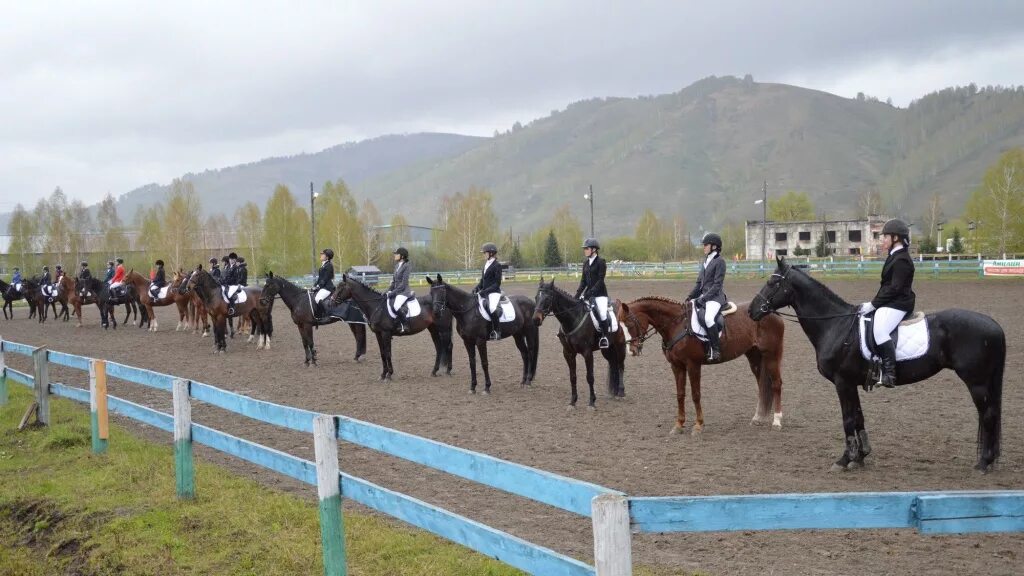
[536,288,590,336]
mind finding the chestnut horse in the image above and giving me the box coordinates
[619,297,785,435]
[124,270,191,332]
[183,268,272,353]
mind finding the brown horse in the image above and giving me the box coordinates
[619,297,785,435]
[124,270,190,332]
[183,268,272,353]
[35,275,73,323]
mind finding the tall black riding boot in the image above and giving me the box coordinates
[598,317,611,349]
[395,309,408,333]
[704,325,721,362]
[877,340,897,388]
[490,313,501,340]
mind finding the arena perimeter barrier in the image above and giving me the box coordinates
[3,337,1023,576]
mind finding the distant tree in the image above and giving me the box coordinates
[138,204,165,268]
[261,185,308,276]
[509,241,524,268]
[543,230,562,268]
[358,199,383,266]
[792,245,811,257]
[857,189,882,219]
[949,227,964,254]
[315,179,361,270]
[547,205,584,265]
[814,231,833,257]
[67,199,92,265]
[38,187,71,265]
[234,202,262,273]
[719,221,747,259]
[97,193,128,257]
[602,236,645,262]
[163,179,203,270]
[634,209,672,260]
[6,203,38,271]
[768,191,815,222]
[964,148,1024,255]
[918,233,937,254]
[436,188,498,269]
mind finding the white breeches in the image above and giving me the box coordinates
[592,296,609,320]
[14,283,22,291]
[691,300,722,332]
[392,294,409,310]
[487,293,501,313]
[314,288,331,304]
[227,285,241,299]
[873,307,906,344]
[109,281,123,289]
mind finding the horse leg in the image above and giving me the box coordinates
[305,323,317,366]
[563,344,578,408]
[765,352,784,429]
[149,304,158,332]
[478,341,492,394]
[831,378,865,471]
[687,363,704,436]
[445,329,454,375]
[513,333,529,387]
[383,333,394,381]
[584,350,597,409]
[375,331,388,381]
[669,364,687,435]
[957,364,1003,472]
[464,338,478,393]
[350,324,367,362]
[429,328,442,377]
[744,349,770,425]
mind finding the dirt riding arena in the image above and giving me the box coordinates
[4,277,1023,575]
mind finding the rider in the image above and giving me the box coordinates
[55,264,65,282]
[103,261,115,283]
[236,257,249,286]
[222,252,240,312]
[40,265,53,301]
[473,242,503,340]
[386,247,413,333]
[209,257,222,283]
[78,261,92,281]
[110,258,126,289]
[150,259,167,299]
[858,218,916,389]
[7,267,22,298]
[687,232,728,362]
[312,248,336,319]
[575,238,611,349]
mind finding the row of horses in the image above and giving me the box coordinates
[3,257,1005,473]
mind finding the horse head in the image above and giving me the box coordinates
[618,301,650,356]
[259,272,278,306]
[425,274,447,313]
[330,275,353,304]
[532,276,556,326]
[749,256,794,321]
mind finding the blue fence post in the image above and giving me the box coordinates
[33,347,50,426]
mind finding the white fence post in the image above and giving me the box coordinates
[314,414,346,576]
[592,494,632,576]
[32,347,50,425]
[173,379,195,499]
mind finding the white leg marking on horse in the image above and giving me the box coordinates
[773,413,783,429]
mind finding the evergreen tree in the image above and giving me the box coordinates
[814,231,833,257]
[949,227,964,254]
[543,230,562,268]
[509,241,524,268]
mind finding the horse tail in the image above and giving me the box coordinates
[981,328,1005,463]
[758,355,774,419]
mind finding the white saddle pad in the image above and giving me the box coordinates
[859,316,930,362]
[589,308,619,333]
[387,296,422,319]
[478,295,516,323]
[41,285,58,297]
[222,286,248,304]
[150,286,170,299]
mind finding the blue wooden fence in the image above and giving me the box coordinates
[2,337,1022,576]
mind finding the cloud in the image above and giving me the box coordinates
[2,1,1022,207]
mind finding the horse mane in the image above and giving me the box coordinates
[543,280,576,302]
[346,275,383,296]
[630,295,685,307]
[787,265,853,308]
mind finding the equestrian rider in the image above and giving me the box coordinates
[222,252,240,311]
[7,267,22,298]
[473,242,503,340]
[386,247,413,332]
[110,258,126,288]
[78,261,92,281]
[220,256,231,284]
[209,257,222,283]
[236,257,248,286]
[312,248,336,319]
[150,259,167,299]
[687,232,728,362]
[103,261,115,283]
[858,218,916,388]
[40,265,52,287]
[575,238,611,349]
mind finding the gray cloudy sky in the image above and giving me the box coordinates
[3,0,1023,211]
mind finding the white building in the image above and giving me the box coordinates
[744,217,890,260]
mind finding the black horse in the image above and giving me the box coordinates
[331,274,453,380]
[427,274,538,394]
[533,277,626,409]
[259,273,368,366]
[1,278,37,320]
[749,257,1005,472]
[181,268,272,353]
[76,276,137,329]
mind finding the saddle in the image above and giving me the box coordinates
[478,294,516,323]
[109,285,129,301]
[860,311,928,361]
[586,302,619,333]
[690,301,737,341]
[387,294,421,319]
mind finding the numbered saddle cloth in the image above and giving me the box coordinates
[477,294,516,323]
[149,285,170,299]
[589,308,619,332]
[386,296,422,319]
[859,313,929,362]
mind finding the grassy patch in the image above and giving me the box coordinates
[0,385,527,575]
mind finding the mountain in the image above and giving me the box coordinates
[352,76,1024,236]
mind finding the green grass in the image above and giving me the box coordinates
[0,384,527,576]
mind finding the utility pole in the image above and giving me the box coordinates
[310,182,316,278]
[583,184,595,238]
[761,180,767,268]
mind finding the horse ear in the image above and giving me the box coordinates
[437,273,444,282]
[425,276,434,285]
[620,302,629,314]
[268,270,274,278]
[538,276,544,285]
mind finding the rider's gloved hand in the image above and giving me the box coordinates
[858,302,875,314]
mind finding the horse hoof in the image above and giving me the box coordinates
[566,404,575,411]
[973,463,992,474]
[669,425,684,436]
[846,460,864,471]
[691,427,703,438]
[483,389,490,395]
[830,463,846,473]
[588,405,596,411]
[772,415,783,430]
[355,355,365,363]
[469,389,476,395]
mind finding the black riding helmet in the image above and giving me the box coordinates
[155,259,164,267]
[582,238,600,250]
[480,242,498,254]
[321,248,335,260]
[881,218,911,244]
[221,255,230,263]
[80,261,88,267]
[107,261,114,266]
[228,252,238,260]
[116,258,123,264]
[209,257,218,265]
[393,247,409,260]
[701,232,723,251]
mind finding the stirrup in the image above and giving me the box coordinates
[489,330,500,340]
[598,336,610,349]
[227,306,236,316]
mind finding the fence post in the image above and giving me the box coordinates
[90,360,109,454]
[172,378,195,499]
[0,337,7,407]
[592,494,632,576]
[314,414,346,576]
[32,347,50,425]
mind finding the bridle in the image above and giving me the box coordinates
[535,285,590,336]
[757,268,860,321]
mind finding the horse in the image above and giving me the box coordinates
[426,274,538,394]
[71,277,98,327]
[532,277,626,409]
[749,256,1005,472]
[618,296,785,436]
[1,278,38,320]
[330,273,452,380]
[182,268,271,353]
[32,276,72,323]
[75,276,136,329]
[259,273,368,366]
[124,270,190,332]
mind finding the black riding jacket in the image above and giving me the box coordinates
[237,263,248,286]
[871,246,915,313]
[314,260,336,292]
[79,268,92,281]
[222,264,238,286]
[687,252,728,307]
[575,255,608,299]
[152,266,166,288]
[473,259,502,297]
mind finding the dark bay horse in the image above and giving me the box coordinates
[533,278,625,409]
[73,277,145,327]
[183,268,272,353]
[331,274,452,380]
[75,276,136,329]
[260,273,368,366]
[34,275,72,323]
[749,257,1005,472]
[426,275,538,394]
[1,279,37,320]
[619,296,785,436]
